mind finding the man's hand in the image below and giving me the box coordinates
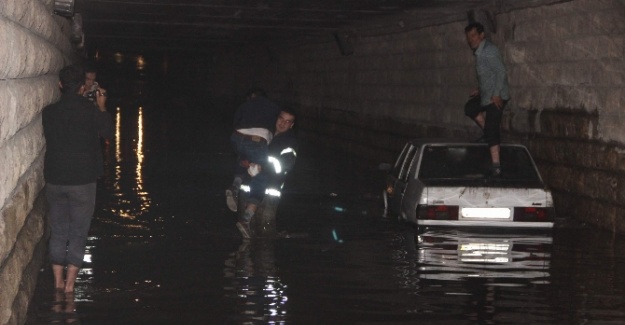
[491,96,503,109]
[96,87,107,112]
[469,88,480,97]
[247,163,262,177]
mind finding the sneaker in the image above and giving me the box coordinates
[236,221,252,239]
[225,187,238,212]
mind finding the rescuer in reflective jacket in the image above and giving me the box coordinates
[244,108,297,204]
[264,108,297,197]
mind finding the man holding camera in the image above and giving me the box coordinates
[83,63,100,103]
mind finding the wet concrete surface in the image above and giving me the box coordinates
[24,89,625,324]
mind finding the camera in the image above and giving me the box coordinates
[85,89,98,100]
[85,82,106,101]
[85,81,99,101]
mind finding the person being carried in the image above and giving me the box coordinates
[42,64,113,294]
[463,22,510,177]
[226,88,281,238]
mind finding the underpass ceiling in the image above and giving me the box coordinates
[74,0,548,53]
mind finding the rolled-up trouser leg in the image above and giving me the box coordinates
[66,183,96,267]
[47,184,71,266]
[46,183,96,268]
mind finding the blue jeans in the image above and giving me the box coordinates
[246,171,268,207]
[230,132,268,169]
[230,132,269,197]
[46,182,96,268]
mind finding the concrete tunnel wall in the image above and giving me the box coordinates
[206,0,625,233]
[0,0,75,324]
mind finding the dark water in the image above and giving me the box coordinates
[25,82,625,324]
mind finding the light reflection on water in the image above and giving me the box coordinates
[223,241,289,324]
[280,216,566,324]
[109,106,152,221]
[100,105,159,266]
[74,237,95,303]
[387,228,554,323]
[414,228,551,281]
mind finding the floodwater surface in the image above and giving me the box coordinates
[25,81,625,324]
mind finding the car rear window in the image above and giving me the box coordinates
[418,145,542,186]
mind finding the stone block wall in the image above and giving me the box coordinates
[207,0,625,232]
[503,0,625,233]
[0,0,74,324]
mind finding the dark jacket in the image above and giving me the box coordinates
[233,96,281,132]
[43,93,113,185]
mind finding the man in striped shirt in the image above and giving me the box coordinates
[464,22,510,177]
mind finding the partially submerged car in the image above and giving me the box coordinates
[382,139,555,228]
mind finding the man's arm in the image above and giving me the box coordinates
[278,138,298,173]
[94,89,113,139]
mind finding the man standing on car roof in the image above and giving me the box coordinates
[464,22,510,177]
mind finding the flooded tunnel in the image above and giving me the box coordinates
[2,0,625,324]
[22,62,625,324]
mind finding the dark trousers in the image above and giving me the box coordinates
[46,182,97,268]
[464,96,507,147]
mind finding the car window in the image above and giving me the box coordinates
[418,145,541,183]
[391,144,413,178]
[397,145,416,181]
[400,149,419,182]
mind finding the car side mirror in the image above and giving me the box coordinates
[379,163,391,171]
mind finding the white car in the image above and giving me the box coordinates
[382,139,555,228]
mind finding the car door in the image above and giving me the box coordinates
[385,144,410,211]
[387,144,418,214]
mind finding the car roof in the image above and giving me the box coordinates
[406,138,528,149]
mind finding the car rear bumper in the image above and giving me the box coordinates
[418,220,554,228]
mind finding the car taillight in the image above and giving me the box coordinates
[417,205,459,220]
[513,207,554,222]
